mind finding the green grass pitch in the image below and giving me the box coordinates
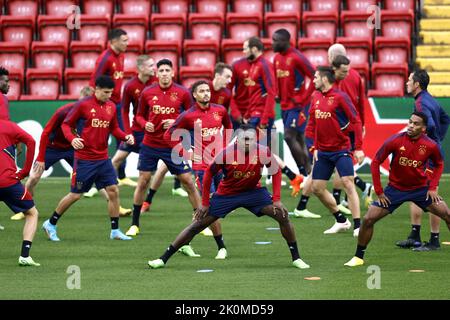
[0,174,449,300]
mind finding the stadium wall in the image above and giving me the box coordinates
[10,98,450,176]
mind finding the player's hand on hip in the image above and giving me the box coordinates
[125,134,135,145]
[145,122,155,132]
[162,119,175,129]
[313,149,318,163]
[71,138,84,150]
[33,161,45,174]
[194,205,209,220]
[377,193,391,208]
[354,149,365,164]
[426,190,442,204]
[273,201,288,218]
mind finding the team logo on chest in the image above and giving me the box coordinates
[399,146,406,151]
[213,111,221,121]
[105,105,112,115]
[286,57,292,66]
[152,96,158,101]
[327,97,334,105]
[170,92,178,102]
[418,145,427,155]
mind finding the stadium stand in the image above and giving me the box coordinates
[0,0,434,98]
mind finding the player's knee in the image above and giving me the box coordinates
[362,215,375,227]
[341,178,355,191]
[311,183,324,195]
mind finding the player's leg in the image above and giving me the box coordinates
[128,170,152,235]
[112,149,130,172]
[332,173,351,215]
[19,206,40,266]
[273,154,301,193]
[293,174,321,218]
[344,205,390,267]
[426,201,450,230]
[177,172,201,211]
[148,215,218,268]
[103,184,131,240]
[142,163,168,213]
[396,203,423,248]
[414,201,450,251]
[341,175,361,236]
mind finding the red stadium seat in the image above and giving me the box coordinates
[188,13,224,44]
[380,10,414,38]
[31,42,67,70]
[195,0,227,15]
[145,40,181,75]
[302,12,338,40]
[384,0,416,11]
[270,0,302,13]
[184,40,219,68]
[38,16,72,45]
[0,42,28,73]
[341,11,374,39]
[368,62,408,97]
[61,68,92,100]
[221,39,245,65]
[151,14,186,47]
[232,0,264,14]
[307,0,339,12]
[113,14,149,47]
[78,15,111,45]
[261,38,277,63]
[70,41,104,69]
[119,0,152,15]
[297,38,333,67]
[265,12,300,44]
[179,66,213,89]
[22,69,62,100]
[346,0,377,11]
[336,37,372,66]
[7,0,39,17]
[226,13,262,42]
[351,64,370,88]
[45,0,79,16]
[158,0,189,14]
[0,16,34,44]
[124,43,144,72]
[84,0,114,17]
[375,37,410,64]
[6,70,24,100]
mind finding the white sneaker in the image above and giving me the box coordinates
[337,204,352,215]
[323,219,351,234]
[215,248,228,260]
[292,258,310,269]
[84,187,98,198]
[200,227,214,236]
[0,224,4,230]
[293,208,321,219]
[18,256,41,267]
[340,199,348,207]
[353,228,360,237]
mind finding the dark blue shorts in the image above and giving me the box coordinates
[45,148,74,170]
[312,150,354,180]
[71,159,118,193]
[248,117,275,149]
[194,170,223,195]
[119,130,144,154]
[0,182,34,213]
[209,187,273,218]
[138,145,191,175]
[282,106,309,133]
[372,185,432,213]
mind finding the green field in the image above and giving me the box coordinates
[0,174,449,300]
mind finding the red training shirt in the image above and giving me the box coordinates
[208,80,231,111]
[334,68,366,125]
[0,94,10,120]
[229,57,251,120]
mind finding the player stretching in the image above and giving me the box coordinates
[396,69,450,251]
[0,119,40,266]
[307,66,364,236]
[148,124,310,269]
[42,76,135,241]
[345,112,450,267]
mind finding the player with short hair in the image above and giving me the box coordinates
[396,69,450,251]
[148,124,310,269]
[163,80,233,259]
[307,66,364,236]
[88,28,136,188]
[345,112,450,267]
[229,46,251,130]
[127,59,200,256]
[42,75,135,241]
[0,119,40,266]
[0,66,11,121]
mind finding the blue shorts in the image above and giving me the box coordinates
[372,185,432,213]
[71,159,118,193]
[194,170,223,195]
[138,145,191,175]
[282,106,309,133]
[209,187,273,218]
[248,117,275,149]
[45,148,74,170]
[119,130,144,154]
[312,150,354,180]
[0,182,34,213]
